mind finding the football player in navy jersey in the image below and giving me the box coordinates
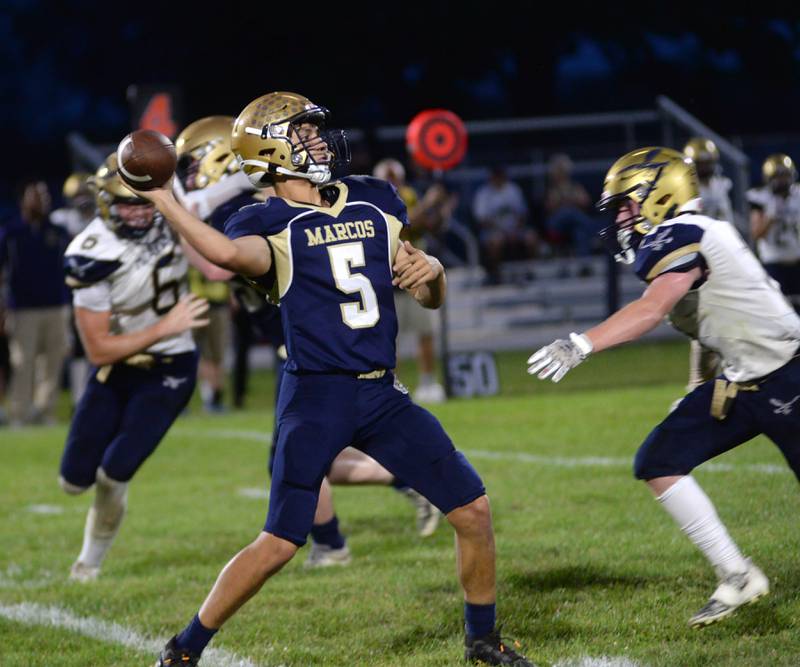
[528,147,800,628]
[60,154,211,582]
[137,92,536,667]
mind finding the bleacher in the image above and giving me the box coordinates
[397,256,680,358]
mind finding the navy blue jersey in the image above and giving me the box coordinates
[224,176,408,373]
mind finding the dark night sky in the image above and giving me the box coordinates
[3,2,800,213]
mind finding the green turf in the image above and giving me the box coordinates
[2,340,799,666]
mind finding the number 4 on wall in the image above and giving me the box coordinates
[139,93,178,138]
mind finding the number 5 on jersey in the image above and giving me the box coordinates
[327,242,380,329]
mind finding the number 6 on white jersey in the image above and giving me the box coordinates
[327,242,380,329]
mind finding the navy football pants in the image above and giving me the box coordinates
[635,356,800,480]
[60,352,197,487]
[266,371,486,546]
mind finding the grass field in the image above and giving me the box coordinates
[2,340,800,666]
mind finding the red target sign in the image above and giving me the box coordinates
[406,109,468,171]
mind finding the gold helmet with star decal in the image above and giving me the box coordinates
[596,147,699,263]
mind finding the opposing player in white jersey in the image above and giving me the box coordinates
[527,147,800,627]
[59,153,211,581]
[748,153,800,310]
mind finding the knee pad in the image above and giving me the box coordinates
[59,475,89,495]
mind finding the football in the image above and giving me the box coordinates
[116,129,177,191]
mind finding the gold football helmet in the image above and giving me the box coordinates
[175,116,236,190]
[231,91,349,187]
[597,147,699,263]
[92,153,155,238]
[683,137,719,181]
[62,172,92,200]
[762,154,796,195]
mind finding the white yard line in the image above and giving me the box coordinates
[177,428,792,476]
[0,602,264,667]
[554,659,646,667]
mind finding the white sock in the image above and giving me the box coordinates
[657,476,748,575]
[77,469,128,568]
[200,381,214,405]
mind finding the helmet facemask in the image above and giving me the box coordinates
[597,195,645,265]
[240,107,350,187]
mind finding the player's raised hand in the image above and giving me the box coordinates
[161,294,210,336]
[392,240,442,290]
[526,333,593,382]
[126,179,176,207]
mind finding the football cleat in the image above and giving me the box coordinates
[154,636,200,666]
[465,628,537,666]
[400,487,441,537]
[689,559,769,628]
[303,541,352,568]
[69,561,100,583]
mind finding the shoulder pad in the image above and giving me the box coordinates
[341,175,409,224]
[223,200,281,240]
[65,218,125,261]
[634,222,705,283]
[64,254,122,288]
[210,193,262,234]
[64,219,124,288]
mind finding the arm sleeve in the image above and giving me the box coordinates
[224,206,270,241]
[72,280,112,312]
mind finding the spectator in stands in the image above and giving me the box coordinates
[374,158,446,403]
[472,167,536,284]
[543,153,596,275]
[0,181,71,425]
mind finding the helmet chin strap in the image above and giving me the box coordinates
[275,164,332,185]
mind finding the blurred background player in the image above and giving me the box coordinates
[374,158,445,403]
[748,153,800,311]
[528,147,793,628]
[0,181,71,426]
[145,91,534,667]
[52,172,96,407]
[175,117,239,413]
[683,138,734,223]
[52,171,96,237]
[59,154,211,581]
[472,166,536,285]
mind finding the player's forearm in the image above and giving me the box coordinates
[583,299,665,353]
[412,265,447,309]
[81,320,170,366]
[749,212,771,241]
[157,197,241,270]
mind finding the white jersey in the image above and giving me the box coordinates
[634,213,800,382]
[747,183,800,264]
[698,175,733,224]
[64,217,195,356]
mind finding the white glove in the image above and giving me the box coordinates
[526,333,593,382]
